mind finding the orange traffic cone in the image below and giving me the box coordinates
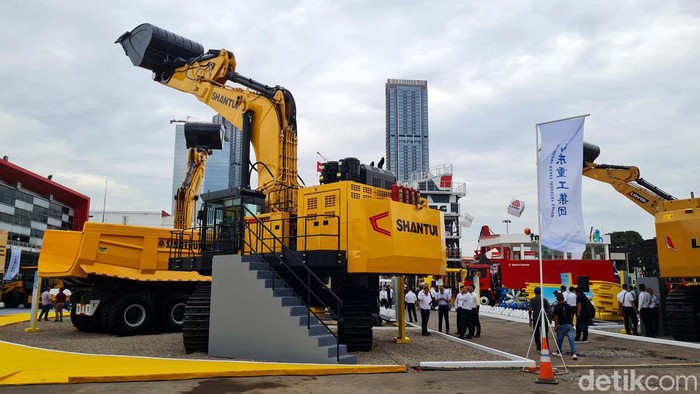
[535,337,558,384]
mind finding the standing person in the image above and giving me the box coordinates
[455,286,467,338]
[379,286,389,309]
[463,285,475,338]
[430,285,438,310]
[470,285,481,337]
[386,285,394,309]
[552,292,578,360]
[404,287,417,323]
[637,284,654,337]
[417,284,432,336]
[37,287,52,322]
[53,288,67,322]
[528,287,551,351]
[617,284,628,317]
[622,285,639,335]
[565,286,577,307]
[647,288,659,337]
[435,285,451,334]
[574,287,590,343]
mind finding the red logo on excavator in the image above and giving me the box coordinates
[369,212,391,237]
[665,235,676,251]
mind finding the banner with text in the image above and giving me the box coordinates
[537,117,586,258]
[3,248,21,281]
[0,230,7,274]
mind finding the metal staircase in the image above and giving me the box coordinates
[207,254,357,364]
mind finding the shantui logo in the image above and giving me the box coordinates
[369,212,440,237]
[369,212,391,237]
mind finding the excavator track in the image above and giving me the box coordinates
[665,285,700,341]
[182,284,211,353]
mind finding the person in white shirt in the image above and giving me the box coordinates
[470,286,481,337]
[417,284,433,336]
[404,288,417,323]
[622,286,638,335]
[647,288,659,337]
[38,287,52,322]
[455,286,469,338]
[435,285,451,334]
[430,286,438,310]
[566,286,577,307]
[379,286,389,309]
[637,283,654,337]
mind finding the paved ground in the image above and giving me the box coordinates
[0,309,698,392]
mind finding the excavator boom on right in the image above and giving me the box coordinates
[583,142,700,341]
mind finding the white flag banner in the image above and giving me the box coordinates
[507,198,525,217]
[3,248,21,281]
[537,116,586,258]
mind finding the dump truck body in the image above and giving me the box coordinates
[38,222,208,335]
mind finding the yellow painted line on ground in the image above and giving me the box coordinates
[0,313,405,386]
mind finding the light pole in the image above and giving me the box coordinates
[502,219,511,233]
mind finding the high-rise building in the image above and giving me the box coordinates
[213,114,244,189]
[170,115,243,214]
[385,79,429,184]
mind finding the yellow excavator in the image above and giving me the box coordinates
[583,142,700,341]
[116,23,446,353]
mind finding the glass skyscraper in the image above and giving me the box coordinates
[170,115,243,213]
[385,79,429,184]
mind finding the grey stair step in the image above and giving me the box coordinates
[324,343,348,357]
[307,324,328,336]
[337,354,358,364]
[242,255,265,262]
[256,270,275,280]
[289,306,308,316]
[316,334,337,347]
[273,288,294,297]
[264,279,286,288]
[280,297,302,307]
[298,315,321,326]
[247,262,269,271]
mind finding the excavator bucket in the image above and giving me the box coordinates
[115,23,204,73]
[184,122,224,150]
[583,142,600,163]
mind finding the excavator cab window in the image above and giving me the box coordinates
[198,188,265,255]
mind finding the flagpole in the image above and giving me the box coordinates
[535,122,546,353]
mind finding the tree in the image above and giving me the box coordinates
[609,231,644,250]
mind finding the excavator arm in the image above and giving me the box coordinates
[117,24,299,213]
[173,147,210,229]
[582,142,678,216]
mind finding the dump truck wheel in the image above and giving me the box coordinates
[3,290,21,308]
[104,293,155,336]
[156,292,189,333]
[70,303,105,333]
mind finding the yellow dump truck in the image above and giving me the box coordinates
[38,222,209,335]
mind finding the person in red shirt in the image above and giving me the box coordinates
[54,288,67,322]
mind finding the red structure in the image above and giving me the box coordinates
[0,158,90,231]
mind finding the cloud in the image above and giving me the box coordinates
[2,1,699,256]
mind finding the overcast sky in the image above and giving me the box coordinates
[2,1,699,255]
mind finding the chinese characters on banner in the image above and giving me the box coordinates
[537,116,587,258]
